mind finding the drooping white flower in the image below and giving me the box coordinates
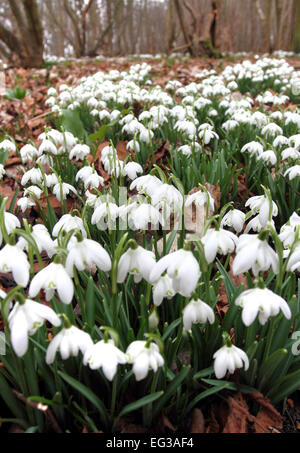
[201,228,238,263]
[152,274,175,306]
[20,144,40,163]
[279,212,300,248]
[198,128,219,144]
[286,245,300,272]
[8,299,61,357]
[17,224,55,256]
[29,262,74,304]
[52,214,87,238]
[83,339,127,380]
[117,246,156,283]
[46,326,93,364]
[52,182,77,201]
[0,212,20,245]
[258,150,277,166]
[183,298,215,331]
[123,162,143,180]
[126,340,164,381]
[284,165,300,180]
[21,168,43,186]
[130,175,163,197]
[66,237,111,277]
[69,144,90,161]
[232,234,279,276]
[150,249,200,298]
[151,184,183,214]
[0,139,16,153]
[185,189,215,211]
[245,195,278,227]
[221,209,245,233]
[0,163,5,180]
[91,202,119,230]
[241,141,263,157]
[281,147,300,160]
[128,204,161,230]
[0,245,30,287]
[235,287,291,326]
[213,344,249,379]
[39,139,58,155]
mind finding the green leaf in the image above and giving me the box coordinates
[58,371,108,427]
[61,110,87,141]
[152,366,190,418]
[117,391,163,419]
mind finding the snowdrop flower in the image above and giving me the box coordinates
[39,139,58,155]
[45,174,59,188]
[66,237,111,277]
[273,135,289,148]
[183,298,215,331]
[279,212,300,248]
[127,140,140,153]
[244,215,275,233]
[21,168,43,186]
[29,262,74,304]
[69,144,90,161]
[0,212,20,245]
[46,325,93,364]
[232,234,279,276]
[284,165,300,180]
[150,249,200,298]
[20,144,40,163]
[151,184,183,214]
[17,224,55,256]
[130,175,163,197]
[152,274,175,306]
[0,139,16,153]
[117,245,155,283]
[241,141,263,157]
[8,298,61,357]
[0,163,5,180]
[245,195,278,227]
[286,245,300,272]
[221,209,245,233]
[198,128,219,144]
[213,344,249,379]
[17,197,35,213]
[258,150,277,166]
[139,127,154,143]
[123,162,143,180]
[83,171,104,190]
[52,182,77,201]
[91,202,119,230]
[222,120,239,131]
[201,229,238,263]
[235,287,291,326]
[83,339,127,380]
[261,123,283,138]
[281,147,300,160]
[52,214,87,238]
[0,245,30,287]
[128,204,161,230]
[126,340,164,381]
[185,189,215,211]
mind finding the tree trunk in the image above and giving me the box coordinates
[0,0,43,67]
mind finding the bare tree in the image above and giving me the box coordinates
[0,0,43,67]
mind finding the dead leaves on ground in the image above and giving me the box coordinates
[206,392,282,433]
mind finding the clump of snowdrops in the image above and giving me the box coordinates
[0,56,299,433]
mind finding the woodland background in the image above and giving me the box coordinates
[0,0,299,68]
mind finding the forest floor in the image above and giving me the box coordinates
[1,55,300,434]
